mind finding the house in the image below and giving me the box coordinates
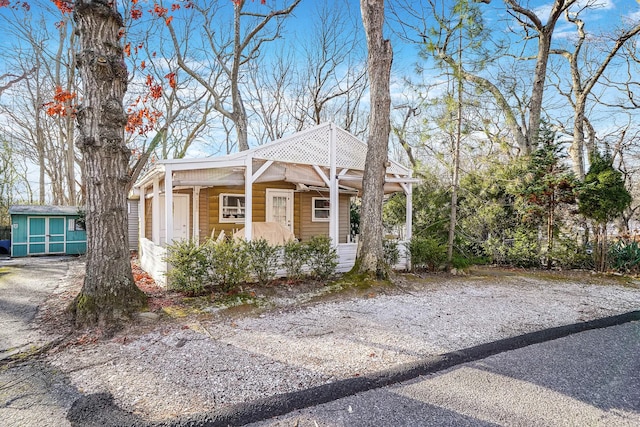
[9,205,87,257]
[133,122,416,285]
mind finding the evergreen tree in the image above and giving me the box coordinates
[511,123,578,268]
[578,151,631,271]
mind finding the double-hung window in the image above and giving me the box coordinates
[219,194,245,223]
[312,197,330,222]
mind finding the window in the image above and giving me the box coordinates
[219,193,245,223]
[312,197,330,222]
[68,218,85,231]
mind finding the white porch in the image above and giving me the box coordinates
[134,122,416,286]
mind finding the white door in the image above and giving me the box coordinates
[266,189,294,232]
[159,194,189,244]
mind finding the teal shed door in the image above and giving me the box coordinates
[28,217,65,254]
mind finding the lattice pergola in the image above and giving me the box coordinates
[134,122,416,246]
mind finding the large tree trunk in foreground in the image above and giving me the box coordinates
[71,0,146,328]
[355,0,392,278]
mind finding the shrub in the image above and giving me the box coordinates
[246,238,280,284]
[305,235,338,280]
[164,239,208,294]
[406,236,447,271]
[282,240,308,281]
[482,236,509,265]
[204,239,249,291]
[383,238,400,267]
[506,230,540,268]
[547,235,594,270]
[608,239,640,273]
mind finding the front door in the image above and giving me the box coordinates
[159,194,190,244]
[266,189,294,232]
[28,217,65,255]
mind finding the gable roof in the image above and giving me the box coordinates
[135,122,412,189]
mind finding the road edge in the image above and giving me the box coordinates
[67,310,640,427]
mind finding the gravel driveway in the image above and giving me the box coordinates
[1,257,640,426]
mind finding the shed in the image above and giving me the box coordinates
[9,205,87,257]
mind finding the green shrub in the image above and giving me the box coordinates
[406,236,447,271]
[451,253,489,269]
[204,239,249,291]
[305,235,338,280]
[608,239,640,273]
[282,240,308,281]
[164,239,208,294]
[383,239,400,267]
[547,235,594,270]
[246,238,280,284]
[506,230,540,268]
[482,236,509,265]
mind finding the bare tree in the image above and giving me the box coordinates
[356,0,393,277]
[165,0,301,151]
[503,0,577,150]
[0,6,80,204]
[550,9,640,178]
[0,68,35,96]
[296,2,367,127]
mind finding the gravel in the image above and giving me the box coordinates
[45,268,640,422]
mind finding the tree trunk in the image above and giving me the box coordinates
[355,0,392,278]
[71,0,146,329]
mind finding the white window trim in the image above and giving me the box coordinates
[219,193,246,224]
[312,197,330,222]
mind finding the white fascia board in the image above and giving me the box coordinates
[134,165,166,190]
[167,158,247,171]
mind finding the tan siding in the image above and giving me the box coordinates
[298,192,351,243]
[199,189,209,242]
[144,198,152,239]
[339,194,351,243]
[199,182,296,240]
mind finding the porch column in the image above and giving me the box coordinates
[405,174,413,271]
[164,165,173,245]
[152,178,160,244]
[405,177,413,241]
[244,156,253,240]
[193,186,200,244]
[139,186,146,243]
[329,123,339,245]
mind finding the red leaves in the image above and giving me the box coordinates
[43,86,77,117]
[151,3,168,17]
[126,73,167,135]
[53,0,73,14]
[131,8,143,20]
[233,0,267,5]
[0,1,30,10]
[146,74,163,99]
[165,72,177,89]
[126,105,163,135]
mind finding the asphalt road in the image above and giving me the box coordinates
[248,320,640,427]
[0,256,82,427]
